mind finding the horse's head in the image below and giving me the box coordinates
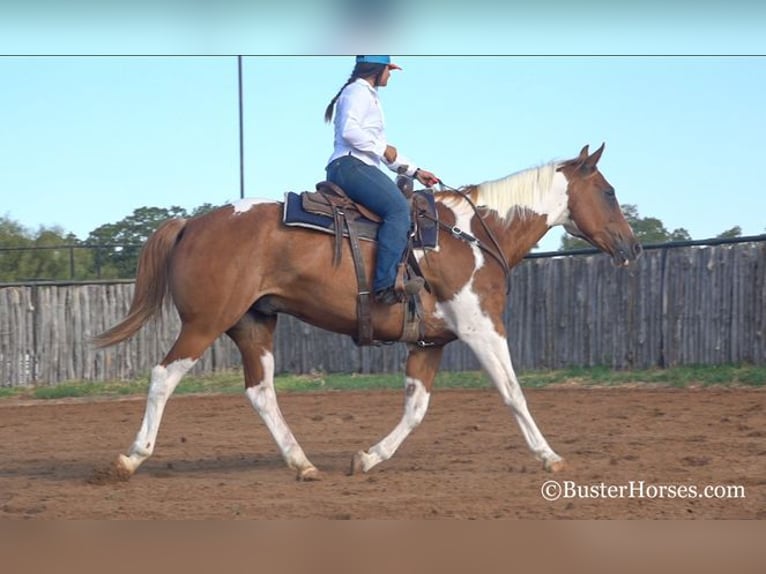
[557,144,642,266]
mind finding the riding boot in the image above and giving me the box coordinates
[402,276,425,296]
[374,277,424,305]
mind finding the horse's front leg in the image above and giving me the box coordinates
[350,345,444,474]
[441,285,565,473]
[463,325,565,472]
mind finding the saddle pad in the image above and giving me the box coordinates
[282,190,438,250]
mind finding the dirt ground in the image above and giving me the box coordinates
[0,386,764,519]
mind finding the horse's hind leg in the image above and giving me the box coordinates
[227,312,320,481]
[350,345,444,474]
[115,325,214,478]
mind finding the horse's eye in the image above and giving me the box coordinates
[604,187,616,198]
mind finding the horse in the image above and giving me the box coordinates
[94,143,641,481]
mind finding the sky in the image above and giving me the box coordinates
[1,4,765,253]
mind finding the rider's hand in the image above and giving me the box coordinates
[415,168,439,187]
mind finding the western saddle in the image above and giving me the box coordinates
[298,176,433,346]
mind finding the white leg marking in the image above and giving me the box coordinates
[245,351,316,475]
[356,377,431,472]
[438,285,561,466]
[120,358,197,473]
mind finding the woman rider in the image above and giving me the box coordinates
[324,55,439,305]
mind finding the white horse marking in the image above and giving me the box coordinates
[355,377,431,472]
[447,200,486,269]
[245,351,316,476]
[468,327,561,465]
[542,171,571,227]
[119,358,196,473]
[437,270,562,467]
[475,165,571,227]
[230,197,275,214]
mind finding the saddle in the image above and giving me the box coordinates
[282,178,439,346]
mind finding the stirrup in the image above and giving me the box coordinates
[374,287,401,305]
[402,277,425,296]
[374,277,424,305]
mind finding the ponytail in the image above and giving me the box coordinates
[324,62,388,123]
[324,76,355,123]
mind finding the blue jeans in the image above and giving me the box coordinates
[326,155,410,292]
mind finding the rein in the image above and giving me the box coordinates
[418,180,512,294]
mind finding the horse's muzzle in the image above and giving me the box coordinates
[612,239,643,267]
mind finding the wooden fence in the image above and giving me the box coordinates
[1,241,764,387]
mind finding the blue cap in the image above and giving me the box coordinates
[355,55,401,70]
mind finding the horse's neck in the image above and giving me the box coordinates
[435,195,551,268]
[456,165,569,265]
[482,210,551,267]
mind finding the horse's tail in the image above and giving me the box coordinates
[92,218,187,348]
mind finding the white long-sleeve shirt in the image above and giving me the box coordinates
[326,78,417,176]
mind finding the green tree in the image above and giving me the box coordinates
[190,203,222,217]
[0,215,30,281]
[2,203,224,282]
[23,227,76,281]
[558,204,692,251]
[0,215,28,244]
[716,226,742,239]
[85,206,189,278]
[0,217,88,281]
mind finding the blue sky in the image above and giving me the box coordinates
[1,5,765,252]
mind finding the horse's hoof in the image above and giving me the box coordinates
[118,454,139,475]
[87,455,134,485]
[296,467,321,482]
[544,458,567,473]
[348,451,367,476]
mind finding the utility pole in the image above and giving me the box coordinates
[238,55,245,199]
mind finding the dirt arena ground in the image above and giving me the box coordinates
[0,386,763,519]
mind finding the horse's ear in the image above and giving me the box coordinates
[584,142,605,169]
[577,145,590,163]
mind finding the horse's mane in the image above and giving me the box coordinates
[441,162,560,225]
[476,163,559,223]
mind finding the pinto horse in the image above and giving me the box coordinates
[94,143,641,481]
